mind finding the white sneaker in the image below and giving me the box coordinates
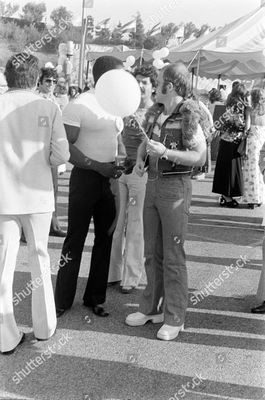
[157,324,184,341]
[193,173,205,180]
[125,312,164,327]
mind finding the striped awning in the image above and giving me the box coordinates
[168,6,265,79]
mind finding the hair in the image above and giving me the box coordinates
[162,62,191,98]
[92,56,123,85]
[5,53,39,89]
[208,88,222,103]
[133,65,158,88]
[226,82,247,107]
[232,80,240,88]
[39,67,58,84]
[68,85,82,96]
[251,88,265,115]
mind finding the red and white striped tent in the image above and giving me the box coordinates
[168,4,265,80]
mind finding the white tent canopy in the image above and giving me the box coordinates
[168,5,265,80]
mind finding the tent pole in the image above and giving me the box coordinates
[140,48,144,66]
[187,50,199,70]
[217,74,221,89]
[195,50,201,90]
[78,0,86,90]
[191,67,195,91]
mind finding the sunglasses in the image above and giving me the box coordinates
[44,79,57,84]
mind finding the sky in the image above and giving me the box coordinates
[16,0,261,29]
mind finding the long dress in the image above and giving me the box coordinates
[243,110,265,204]
[212,101,246,197]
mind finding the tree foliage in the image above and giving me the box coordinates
[183,21,198,40]
[143,35,160,50]
[50,6,73,27]
[129,12,145,48]
[0,1,19,17]
[111,22,123,44]
[21,2,46,23]
[195,23,215,38]
[94,28,111,44]
[161,23,180,45]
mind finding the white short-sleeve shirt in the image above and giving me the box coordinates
[63,92,124,163]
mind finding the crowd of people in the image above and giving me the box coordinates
[0,51,264,355]
[208,82,265,210]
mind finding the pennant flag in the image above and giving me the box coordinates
[84,0,94,8]
[95,17,111,33]
[97,18,111,27]
[119,19,136,33]
[148,22,161,36]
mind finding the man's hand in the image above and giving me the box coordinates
[134,159,146,177]
[95,162,124,179]
[146,140,166,157]
[122,158,134,175]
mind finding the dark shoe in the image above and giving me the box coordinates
[49,227,66,237]
[120,286,134,294]
[219,195,226,206]
[56,308,67,318]
[219,196,238,208]
[248,203,255,209]
[248,203,262,209]
[1,332,25,355]
[251,301,265,314]
[107,280,121,287]
[226,199,239,208]
[92,304,109,317]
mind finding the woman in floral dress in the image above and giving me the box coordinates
[243,88,265,209]
[212,83,249,207]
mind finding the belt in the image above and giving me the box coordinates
[160,171,191,177]
[148,170,191,179]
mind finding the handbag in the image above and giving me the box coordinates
[237,137,248,157]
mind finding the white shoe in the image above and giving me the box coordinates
[193,173,205,180]
[157,324,184,341]
[125,312,164,327]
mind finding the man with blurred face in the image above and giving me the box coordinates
[108,65,157,293]
[0,54,69,353]
[125,63,206,340]
[136,72,154,107]
[37,67,66,238]
[55,56,125,318]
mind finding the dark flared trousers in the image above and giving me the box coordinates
[212,139,244,197]
[55,167,115,309]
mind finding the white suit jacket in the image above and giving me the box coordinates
[0,89,70,214]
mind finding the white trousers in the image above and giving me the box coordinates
[0,213,56,352]
[108,171,147,288]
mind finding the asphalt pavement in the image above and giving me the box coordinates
[0,165,265,400]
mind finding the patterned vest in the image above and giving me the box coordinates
[144,102,193,175]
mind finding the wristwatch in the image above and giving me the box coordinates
[161,149,169,160]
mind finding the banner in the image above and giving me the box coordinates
[84,0,94,8]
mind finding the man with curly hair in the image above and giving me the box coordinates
[125,63,206,340]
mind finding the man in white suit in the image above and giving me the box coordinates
[0,53,70,354]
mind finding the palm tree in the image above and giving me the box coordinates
[161,23,179,45]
